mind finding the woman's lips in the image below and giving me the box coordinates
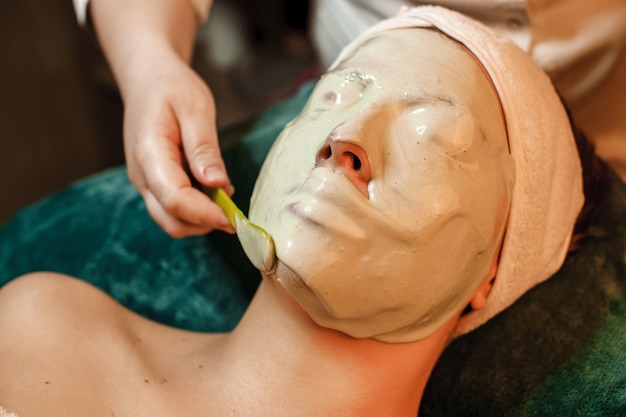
[275,261,309,289]
[282,172,369,240]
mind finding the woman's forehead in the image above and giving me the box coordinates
[328,30,487,110]
[342,28,466,62]
[337,29,481,84]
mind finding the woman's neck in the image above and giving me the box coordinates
[200,267,455,417]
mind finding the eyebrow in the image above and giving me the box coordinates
[401,92,458,108]
[324,67,458,108]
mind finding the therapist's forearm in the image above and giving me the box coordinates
[89,0,209,101]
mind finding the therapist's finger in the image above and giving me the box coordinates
[140,139,235,236]
[177,94,235,196]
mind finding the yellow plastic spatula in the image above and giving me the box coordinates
[209,188,276,273]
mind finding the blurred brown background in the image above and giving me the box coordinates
[0,0,315,224]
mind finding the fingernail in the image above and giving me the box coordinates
[202,166,226,183]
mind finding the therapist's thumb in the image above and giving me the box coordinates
[190,141,233,191]
[183,120,234,195]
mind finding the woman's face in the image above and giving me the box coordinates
[250,28,515,342]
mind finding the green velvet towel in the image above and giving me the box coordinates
[1,82,625,416]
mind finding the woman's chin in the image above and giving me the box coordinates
[272,261,314,296]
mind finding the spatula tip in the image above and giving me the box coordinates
[235,216,277,273]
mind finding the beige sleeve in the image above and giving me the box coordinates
[528,0,626,180]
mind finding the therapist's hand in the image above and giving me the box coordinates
[123,53,235,238]
[90,0,234,237]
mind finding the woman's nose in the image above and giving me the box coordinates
[316,137,371,198]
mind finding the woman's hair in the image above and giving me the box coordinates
[567,105,608,252]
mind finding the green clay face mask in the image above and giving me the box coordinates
[250,29,515,342]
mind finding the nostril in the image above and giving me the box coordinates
[348,153,362,171]
[315,137,371,198]
[317,144,332,163]
[319,147,362,172]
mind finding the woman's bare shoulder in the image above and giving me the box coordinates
[0,272,131,338]
[0,272,142,364]
[0,273,145,410]
[0,273,223,415]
